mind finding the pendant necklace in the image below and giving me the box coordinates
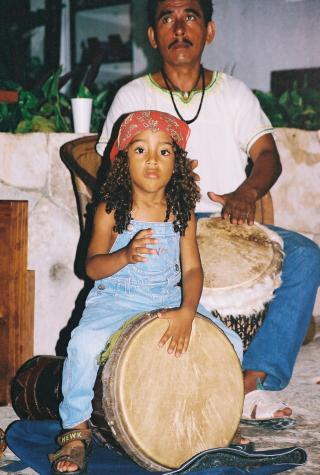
[161,65,205,125]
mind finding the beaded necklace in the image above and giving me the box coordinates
[161,65,205,125]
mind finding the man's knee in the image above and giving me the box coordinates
[275,227,320,276]
[290,234,320,277]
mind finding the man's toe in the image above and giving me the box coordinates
[274,406,292,418]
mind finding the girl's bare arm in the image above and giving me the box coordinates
[158,212,203,356]
[85,203,126,280]
[179,212,204,314]
[86,203,158,280]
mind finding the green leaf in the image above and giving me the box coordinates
[301,88,320,107]
[279,90,289,107]
[77,83,93,99]
[253,90,286,126]
[93,90,108,107]
[59,94,71,109]
[41,66,63,101]
[15,119,33,133]
[39,102,54,116]
[31,115,57,132]
[19,92,41,124]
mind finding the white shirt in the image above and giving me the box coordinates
[97,72,273,213]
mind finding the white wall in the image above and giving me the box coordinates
[132,0,320,91]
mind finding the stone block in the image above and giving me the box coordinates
[273,128,320,235]
[28,196,83,355]
[47,133,84,219]
[0,133,48,189]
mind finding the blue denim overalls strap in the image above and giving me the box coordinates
[93,220,182,308]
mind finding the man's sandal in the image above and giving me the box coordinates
[241,389,296,430]
[48,428,92,475]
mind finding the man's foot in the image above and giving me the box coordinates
[48,422,92,474]
[244,370,292,419]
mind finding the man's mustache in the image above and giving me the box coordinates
[168,39,193,49]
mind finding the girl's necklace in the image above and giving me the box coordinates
[161,65,205,125]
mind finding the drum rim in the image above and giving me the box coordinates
[101,311,243,471]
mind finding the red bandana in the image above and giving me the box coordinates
[110,110,190,162]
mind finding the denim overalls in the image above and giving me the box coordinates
[60,220,243,428]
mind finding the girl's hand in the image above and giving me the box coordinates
[125,228,158,263]
[157,308,195,357]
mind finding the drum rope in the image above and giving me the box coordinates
[98,312,145,366]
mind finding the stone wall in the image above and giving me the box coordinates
[273,129,320,315]
[0,133,85,355]
[273,129,320,246]
[0,129,319,355]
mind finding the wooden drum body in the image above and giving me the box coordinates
[97,311,243,471]
[12,311,243,471]
[197,218,284,350]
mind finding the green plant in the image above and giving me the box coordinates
[254,81,320,131]
[0,68,112,133]
[15,67,71,133]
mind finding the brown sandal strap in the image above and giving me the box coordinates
[49,446,86,470]
[57,429,92,447]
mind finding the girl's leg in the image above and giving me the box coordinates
[59,325,111,429]
[54,324,114,473]
[56,300,132,473]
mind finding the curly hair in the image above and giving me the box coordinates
[100,144,200,236]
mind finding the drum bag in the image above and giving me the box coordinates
[5,420,307,475]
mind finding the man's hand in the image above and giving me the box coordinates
[208,189,257,225]
[157,308,195,357]
[196,134,281,226]
[125,229,158,263]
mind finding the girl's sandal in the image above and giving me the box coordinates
[48,428,92,475]
[229,426,255,453]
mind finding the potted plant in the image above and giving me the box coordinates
[0,68,110,134]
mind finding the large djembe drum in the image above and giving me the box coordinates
[12,311,243,471]
[197,218,284,351]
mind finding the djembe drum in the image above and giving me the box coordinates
[197,217,284,351]
[12,311,243,471]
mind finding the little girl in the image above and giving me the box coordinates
[49,110,243,474]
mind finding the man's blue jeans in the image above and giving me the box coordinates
[197,215,320,391]
[243,225,320,390]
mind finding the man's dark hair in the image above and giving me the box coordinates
[147,0,214,28]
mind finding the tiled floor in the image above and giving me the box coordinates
[1,319,319,475]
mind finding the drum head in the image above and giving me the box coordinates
[102,312,243,471]
[198,218,280,289]
[197,218,283,316]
